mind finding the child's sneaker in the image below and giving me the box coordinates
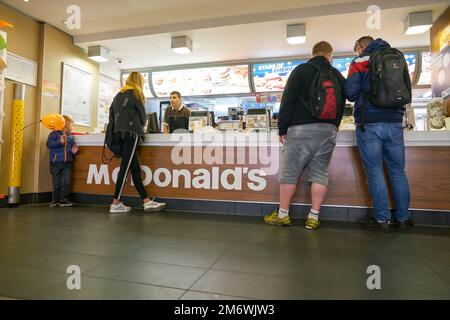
[59,200,74,207]
[110,202,131,214]
[143,200,166,212]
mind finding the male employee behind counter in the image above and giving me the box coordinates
[162,91,192,133]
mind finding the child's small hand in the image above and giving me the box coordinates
[71,145,79,155]
[60,134,66,144]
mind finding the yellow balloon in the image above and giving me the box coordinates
[42,114,66,131]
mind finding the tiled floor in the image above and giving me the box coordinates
[0,204,449,300]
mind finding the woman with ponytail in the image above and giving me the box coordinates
[109,72,166,213]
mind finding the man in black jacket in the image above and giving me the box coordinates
[264,41,346,230]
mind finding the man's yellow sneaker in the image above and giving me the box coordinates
[305,217,320,230]
[264,210,292,226]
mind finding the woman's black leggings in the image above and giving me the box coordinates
[113,132,148,201]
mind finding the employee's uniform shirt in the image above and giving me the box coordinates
[163,104,191,132]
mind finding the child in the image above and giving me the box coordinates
[46,115,78,207]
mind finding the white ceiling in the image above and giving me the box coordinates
[2,0,448,70]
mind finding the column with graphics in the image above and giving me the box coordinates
[8,84,25,205]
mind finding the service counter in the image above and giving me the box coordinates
[73,130,450,224]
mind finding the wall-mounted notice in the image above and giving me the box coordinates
[61,63,93,126]
[253,60,305,92]
[152,65,250,97]
[5,52,38,87]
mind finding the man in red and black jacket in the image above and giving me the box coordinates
[264,41,346,230]
[346,36,413,231]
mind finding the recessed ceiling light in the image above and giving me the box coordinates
[404,11,433,35]
[286,24,306,45]
[171,36,193,54]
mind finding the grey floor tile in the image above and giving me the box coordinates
[0,230,69,248]
[191,270,324,300]
[1,205,449,299]
[44,239,147,258]
[0,264,66,299]
[1,248,110,274]
[86,259,206,289]
[125,245,223,268]
[180,290,251,300]
[0,296,21,300]
[212,253,323,280]
[38,276,184,300]
[323,257,450,296]
[323,282,450,300]
[139,235,232,253]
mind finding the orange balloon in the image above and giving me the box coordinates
[42,114,66,131]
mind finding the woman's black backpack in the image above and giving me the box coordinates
[102,97,128,163]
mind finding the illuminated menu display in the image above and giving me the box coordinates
[253,60,306,92]
[404,53,417,82]
[332,57,353,78]
[122,72,154,98]
[151,65,250,97]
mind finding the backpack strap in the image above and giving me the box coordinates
[102,97,129,164]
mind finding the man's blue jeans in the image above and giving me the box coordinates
[356,123,411,222]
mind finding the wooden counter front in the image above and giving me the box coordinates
[71,144,450,211]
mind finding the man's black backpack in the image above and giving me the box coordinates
[367,48,412,109]
[102,97,128,163]
[307,62,344,120]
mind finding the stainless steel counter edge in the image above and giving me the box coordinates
[74,130,450,147]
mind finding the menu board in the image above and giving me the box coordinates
[253,60,305,92]
[417,51,432,86]
[152,65,250,97]
[121,72,154,98]
[332,57,353,78]
[404,53,417,82]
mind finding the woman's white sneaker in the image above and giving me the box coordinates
[143,200,166,212]
[110,202,131,214]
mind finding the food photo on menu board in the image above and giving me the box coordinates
[152,65,250,97]
[122,72,153,97]
[332,57,353,78]
[253,60,305,92]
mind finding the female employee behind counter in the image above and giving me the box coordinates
[162,91,192,134]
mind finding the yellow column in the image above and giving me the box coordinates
[8,84,25,205]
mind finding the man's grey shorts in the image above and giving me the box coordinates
[279,123,337,186]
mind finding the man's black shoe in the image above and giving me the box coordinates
[59,200,74,207]
[362,218,390,232]
[396,218,415,229]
